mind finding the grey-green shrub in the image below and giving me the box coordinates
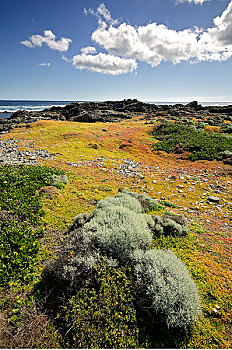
[97,192,142,213]
[44,228,100,287]
[69,212,92,231]
[122,190,162,212]
[151,215,189,237]
[83,205,152,262]
[132,249,201,329]
[62,230,100,282]
[51,174,68,186]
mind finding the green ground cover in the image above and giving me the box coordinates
[152,122,232,161]
[0,119,231,349]
[0,164,64,286]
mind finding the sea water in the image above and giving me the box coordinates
[0,100,77,118]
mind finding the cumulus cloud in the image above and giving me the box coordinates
[22,2,232,76]
[88,1,232,68]
[72,52,137,75]
[81,46,97,54]
[197,1,232,61]
[38,62,51,66]
[176,0,210,4]
[21,30,72,51]
[92,22,200,67]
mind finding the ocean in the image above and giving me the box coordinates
[0,100,76,119]
[0,100,231,119]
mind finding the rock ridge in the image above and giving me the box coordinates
[1,99,232,134]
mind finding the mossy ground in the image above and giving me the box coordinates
[1,116,232,348]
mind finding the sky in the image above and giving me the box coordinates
[0,0,232,102]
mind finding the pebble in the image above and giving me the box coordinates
[0,139,56,165]
[207,195,220,204]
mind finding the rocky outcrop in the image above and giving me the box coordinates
[1,99,232,134]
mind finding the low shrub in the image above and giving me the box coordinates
[84,204,153,262]
[0,164,64,286]
[122,190,163,212]
[68,212,92,231]
[132,249,201,329]
[42,228,101,299]
[152,122,232,161]
[97,191,143,213]
[63,262,139,349]
[217,150,232,160]
[38,191,200,348]
[151,214,189,237]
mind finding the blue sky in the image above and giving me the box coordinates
[0,0,232,102]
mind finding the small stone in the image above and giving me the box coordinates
[207,195,220,204]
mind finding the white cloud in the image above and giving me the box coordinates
[20,30,72,51]
[89,1,232,68]
[91,22,200,67]
[61,55,71,62]
[72,52,137,75]
[81,46,97,54]
[88,3,118,26]
[176,0,210,4]
[38,62,51,66]
[197,1,232,61]
[23,2,232,76]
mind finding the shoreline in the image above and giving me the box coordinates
[1,100,232,119]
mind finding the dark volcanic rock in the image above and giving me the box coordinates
[186,101,199,109]
[2,99,232,135]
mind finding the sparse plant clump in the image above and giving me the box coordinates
[51,174,69,189]
[159,199,179,208]
[151,214,189,238]
[0,299,61,349]
[132,249,201,329]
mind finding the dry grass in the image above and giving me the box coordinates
[0,299,61,349]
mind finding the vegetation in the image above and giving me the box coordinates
[84,195,153,262]
[0,164,64,286]
[152,121,232,161]
[0,117,231,349]
[151,214,189,237]
[132,249,201,329]
[63,262,139,349]
[35,191,201,349]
